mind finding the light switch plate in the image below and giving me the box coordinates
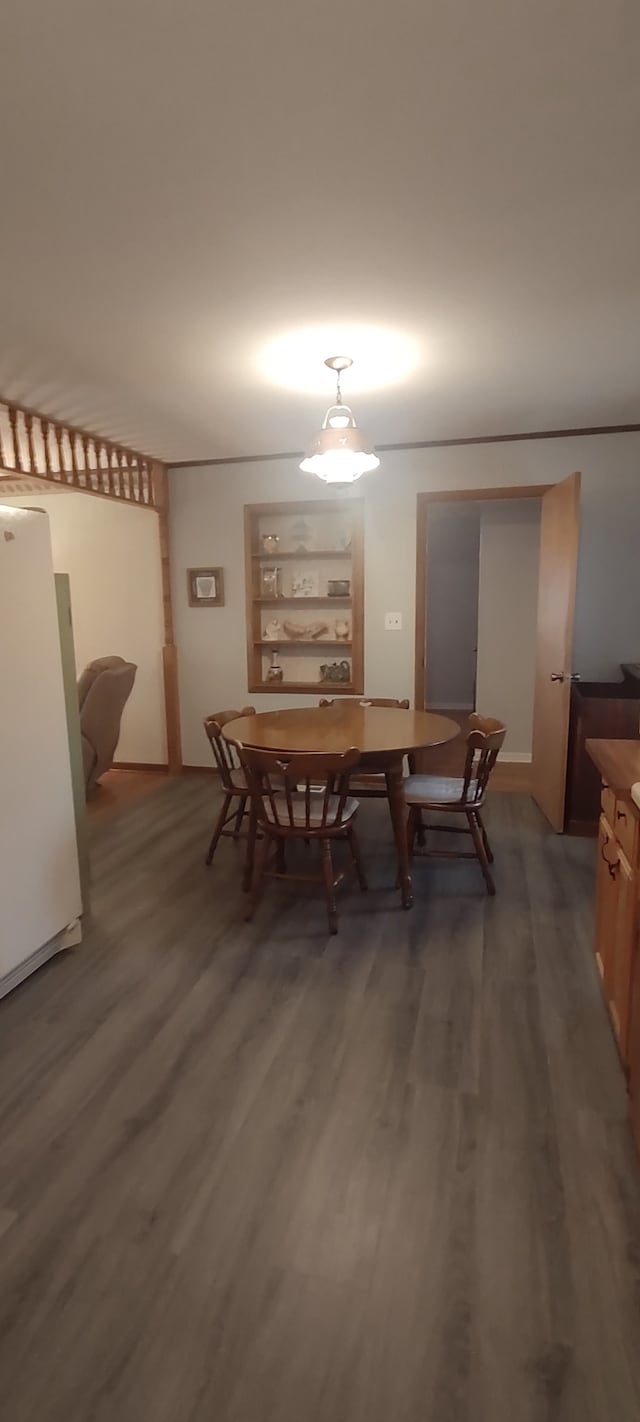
[384,612,402,631]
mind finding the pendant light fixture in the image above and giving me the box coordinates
[299,356,380,483]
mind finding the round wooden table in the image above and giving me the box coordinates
[223,704,460,909]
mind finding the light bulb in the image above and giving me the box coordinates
[300,448,380,483]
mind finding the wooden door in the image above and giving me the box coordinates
[531,472,581,830]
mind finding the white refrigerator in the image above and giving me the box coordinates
[0,505,82,997]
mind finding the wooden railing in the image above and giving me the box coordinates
[0,397,159,507]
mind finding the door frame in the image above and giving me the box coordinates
[413,483,552,712]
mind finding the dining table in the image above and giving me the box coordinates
[223,703,460,909]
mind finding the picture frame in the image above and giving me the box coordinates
[291,569,320,598]
[187,566,225,607]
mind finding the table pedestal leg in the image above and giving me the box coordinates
[385,761,413,909]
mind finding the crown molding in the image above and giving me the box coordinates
[168,421,640,469]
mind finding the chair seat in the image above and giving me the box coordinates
[264,794,359,828]
[403,774,479,806]
[229,771,248,793]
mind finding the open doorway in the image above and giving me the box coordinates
[424,498,542,773]
[414,477,581,828]
[424,502,481,716]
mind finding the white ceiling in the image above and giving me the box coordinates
[1,1,639,463]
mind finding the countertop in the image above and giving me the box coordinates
[586,738,640,802]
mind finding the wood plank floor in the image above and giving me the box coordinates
[87,767,170,820]
[1,777,640,1421]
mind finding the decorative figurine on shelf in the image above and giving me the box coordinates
[289,517,312,553]
[264,619,282,640]
[283,620,329,640]
[291,570,320,598]
[266,649,284,682]
[261,565,282,598]
[319,659,351,684]
[339,531,352,552]
[334,618,350,640]
[261,533,279,554]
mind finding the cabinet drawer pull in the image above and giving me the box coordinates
[617,808,627,823]
[601,839,620,878]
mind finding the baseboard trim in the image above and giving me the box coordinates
[112,761,169,772]
[111,758,533,791]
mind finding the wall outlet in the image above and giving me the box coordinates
[384,612,402,631]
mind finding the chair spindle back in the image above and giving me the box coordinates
[203,708,255,788]
[236,745,361,833]
[460,713,507,803]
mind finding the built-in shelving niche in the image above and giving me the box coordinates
[244,498,364,694]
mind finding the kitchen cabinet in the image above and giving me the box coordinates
[587,739,640,1153]
[595,813,637,1057]
[629,950,640,1150]
[566,679,640,834]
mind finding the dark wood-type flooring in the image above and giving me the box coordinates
[87,766,170,820]
[1,776,640,1420]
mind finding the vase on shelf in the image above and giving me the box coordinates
[261,565,282,598]
[266,649,284,683]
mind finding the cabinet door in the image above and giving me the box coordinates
[628,940,640,1153]
[610,847,637,1061]
[595,815,619,991]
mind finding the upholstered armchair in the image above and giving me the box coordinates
[77,656,137,792]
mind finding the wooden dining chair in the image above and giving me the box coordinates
[403,713,507,894]
[202,707,255,865]
[236,745,367,934]
[318,696,413,796]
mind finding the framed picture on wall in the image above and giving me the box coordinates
[187,566,225,607]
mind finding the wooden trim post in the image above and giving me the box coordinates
[152,462,182,773]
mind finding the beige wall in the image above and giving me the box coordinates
[1,492,167,763]
[170,431,640,766]
[476,501,541,756]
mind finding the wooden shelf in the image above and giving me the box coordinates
[252,549,351,560]
[249,681,357,695]
[245,497,364,697]
[254,639,352,649]
[255,596,351,607]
